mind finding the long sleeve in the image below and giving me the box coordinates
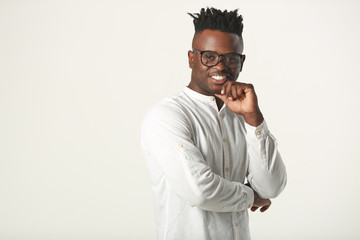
[141,103,254,212]
[244,120,287,199]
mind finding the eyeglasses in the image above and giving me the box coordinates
[192,49,244,69]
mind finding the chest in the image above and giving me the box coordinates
[184,106,248,182]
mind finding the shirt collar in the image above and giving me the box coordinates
[183,87,226,112]
[183,87,217,103]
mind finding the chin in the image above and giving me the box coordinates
[209,86,223,95]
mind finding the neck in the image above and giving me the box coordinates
[216,98,224,111]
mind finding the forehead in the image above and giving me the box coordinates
[192,29,243,53]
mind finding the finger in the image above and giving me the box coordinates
[231,85,238,100]
[236,87,246,101]
[251,206,259,212]
[244,83,255,94]
[215,94,229,104]
[221,81,229,95]
[225,90,233,100]
[260,204,271,212]
[220,87,233,100]
[224,82,234,99]
[221,80,231,93]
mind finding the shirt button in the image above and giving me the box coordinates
[247,204,251,209]
[225,167,229,172]
[256,131,261,136]
[178,144,183,148]
[222,138,227,142]
[210,97,215,101]
[234,223,238,227]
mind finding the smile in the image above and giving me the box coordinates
[210,75,229,84]
[211,75,227,80]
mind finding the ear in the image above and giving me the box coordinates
[240,54,246,72]
[188,50,194,69]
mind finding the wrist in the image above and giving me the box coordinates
[242,110,264,127]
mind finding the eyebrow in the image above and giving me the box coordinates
[194,49,243,55]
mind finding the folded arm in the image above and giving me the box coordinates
[215,81,287,199]
[245,120,287,199]
[141,103,254,212]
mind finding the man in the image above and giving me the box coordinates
[141,7,287,240]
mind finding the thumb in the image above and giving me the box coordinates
[215,94,229,104]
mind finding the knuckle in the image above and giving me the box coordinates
[247,83,254,89]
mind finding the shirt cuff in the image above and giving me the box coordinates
[244,184,254,209]
[245,119,270,169]
[244,119,269,141]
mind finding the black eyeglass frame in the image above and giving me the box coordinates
[192,49,244,69]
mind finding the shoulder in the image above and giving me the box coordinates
[145,92,190,121]
[142,92,191,129]
[141,92,193,146]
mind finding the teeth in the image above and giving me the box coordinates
[211,75,227,80]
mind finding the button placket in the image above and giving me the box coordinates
[219,112,230,179]
[231,212,239,236]
[208,96,219,112]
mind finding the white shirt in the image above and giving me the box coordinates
[141,87,287,240]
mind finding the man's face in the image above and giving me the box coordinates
[188,29,245,96]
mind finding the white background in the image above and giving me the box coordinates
[1,0,359,239]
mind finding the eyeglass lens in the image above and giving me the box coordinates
[202,51,241,68]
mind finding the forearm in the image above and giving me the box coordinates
[245,120,287,199]
[142,104,255,212]
[185,164,255,212]
[144,140,255,212]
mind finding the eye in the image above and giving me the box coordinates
[203,52,217,63]
[204,54,215,60]
[229,58,238,63]
[227,55,240,64]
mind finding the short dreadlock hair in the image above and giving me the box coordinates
[188,7,243,38]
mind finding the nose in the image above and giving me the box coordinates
[213,55,227,71]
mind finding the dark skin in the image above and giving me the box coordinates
[187,29,271,212]
[188,29,263,127]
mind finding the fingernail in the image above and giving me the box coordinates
[221,89,224,94]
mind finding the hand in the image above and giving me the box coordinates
[215,81,264,126]
[251,190,271,212]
